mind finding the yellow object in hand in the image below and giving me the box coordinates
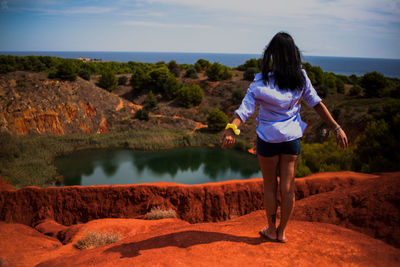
[225,123,240,135]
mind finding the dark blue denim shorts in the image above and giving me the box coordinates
[256,136,301,157]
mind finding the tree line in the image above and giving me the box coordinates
[1,54,399,174]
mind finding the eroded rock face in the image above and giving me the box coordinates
[293,172,400,248]
[0,172,378,225]
[1,172,398,248]
[0,72,140,135]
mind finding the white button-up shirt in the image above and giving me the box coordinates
[234,70,322,143]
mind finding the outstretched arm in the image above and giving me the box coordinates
[313,102,348,149]
[220,115,242,148]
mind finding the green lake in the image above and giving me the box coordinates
[54,147,262,186]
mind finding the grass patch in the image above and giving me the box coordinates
[75,230,121,250]
[145,207,177,220]
[0,129,221,188]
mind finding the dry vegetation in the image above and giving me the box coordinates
[146,207,177,220]
[75,230,121,250]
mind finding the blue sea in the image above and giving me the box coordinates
[2,51,400,78]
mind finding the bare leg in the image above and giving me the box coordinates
[258,154,279,239]
[277,154,298,242]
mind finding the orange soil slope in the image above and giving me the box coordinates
[1,212,399,267]
[293,172,400,247]
[0,172,399,266]
[0,172,377,227]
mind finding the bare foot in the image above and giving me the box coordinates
[259,227,277,240]
[276,226,287,243]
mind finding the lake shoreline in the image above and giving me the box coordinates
[2,129,251,189]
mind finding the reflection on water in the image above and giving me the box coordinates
[54,147,262,186]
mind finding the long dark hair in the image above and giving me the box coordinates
[261,32,305,90]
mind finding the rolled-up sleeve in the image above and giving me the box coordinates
[234,85,257,123]
[302,70,322,108]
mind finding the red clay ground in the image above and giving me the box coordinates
[0,172,399,266]
[1,212,399,266]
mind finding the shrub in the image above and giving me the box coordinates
[207,108,228,131]
[130,66,148,90]
[349,74,360,85]
[48,72,56,79]
[237,58,260,71]
[391,85,400,98]
[348,85,362,96]
[168,60,180,77]
[164,75,181,100]
[135,108,149,121]
[231,89,245,105]
[353,100,400,172]
[206,63,232,81]
[177,84,204,108]
[98,70,117,92]
[184,67,198,79]
[146,207,177,220]
[78,70,91,81]
[167,60,179,70]
[170,67,180,77]
[118,75,128,85]
[146,90,157,109]
[147,67,170,93]
[243,67,259,81]
[55,61,77,81]
[336,78,345,94]
[75,230,120,250]
[360,71,387,98]
[195,59,210,71]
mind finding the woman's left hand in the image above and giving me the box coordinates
[220,129,235,148]
[335,128,348,149]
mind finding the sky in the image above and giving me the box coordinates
[0,0,399,59]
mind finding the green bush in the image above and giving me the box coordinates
[360,71,387,98]
[207,108,228,131]
[98,71,117,92]
[299,135,353,175]
[118,75,128,85]
[130,66,148,90]
[184,67,198,79]
[177,84,204,108]
[147,67,170,93]
[348,85,362,96]
[336,78,345,94]
[55,61,77,81]
[206,62,232,81]
[146,91,157,109]
[78,70,91,81]
[353,100,400,172]
[231,89,245,105]
[164,76,181,100]
[243,67,259,81]
[168,60,180,77]
[237,58,260,71]
[135,108,149,121]
[195,59,210,72]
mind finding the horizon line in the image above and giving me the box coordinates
[0,51,399,61]
[0,50,400,60]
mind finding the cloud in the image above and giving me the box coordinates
[140,0,400,27]
[20,6,116,15]
[121,20,213,29]
[1,0,8,10]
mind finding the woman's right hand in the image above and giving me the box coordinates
[335,128,348,149]
[220,129,235,148]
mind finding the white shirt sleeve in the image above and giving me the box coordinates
[234,84,257,123]
[301,70,322,108]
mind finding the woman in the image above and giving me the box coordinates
[220,32,348,243]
